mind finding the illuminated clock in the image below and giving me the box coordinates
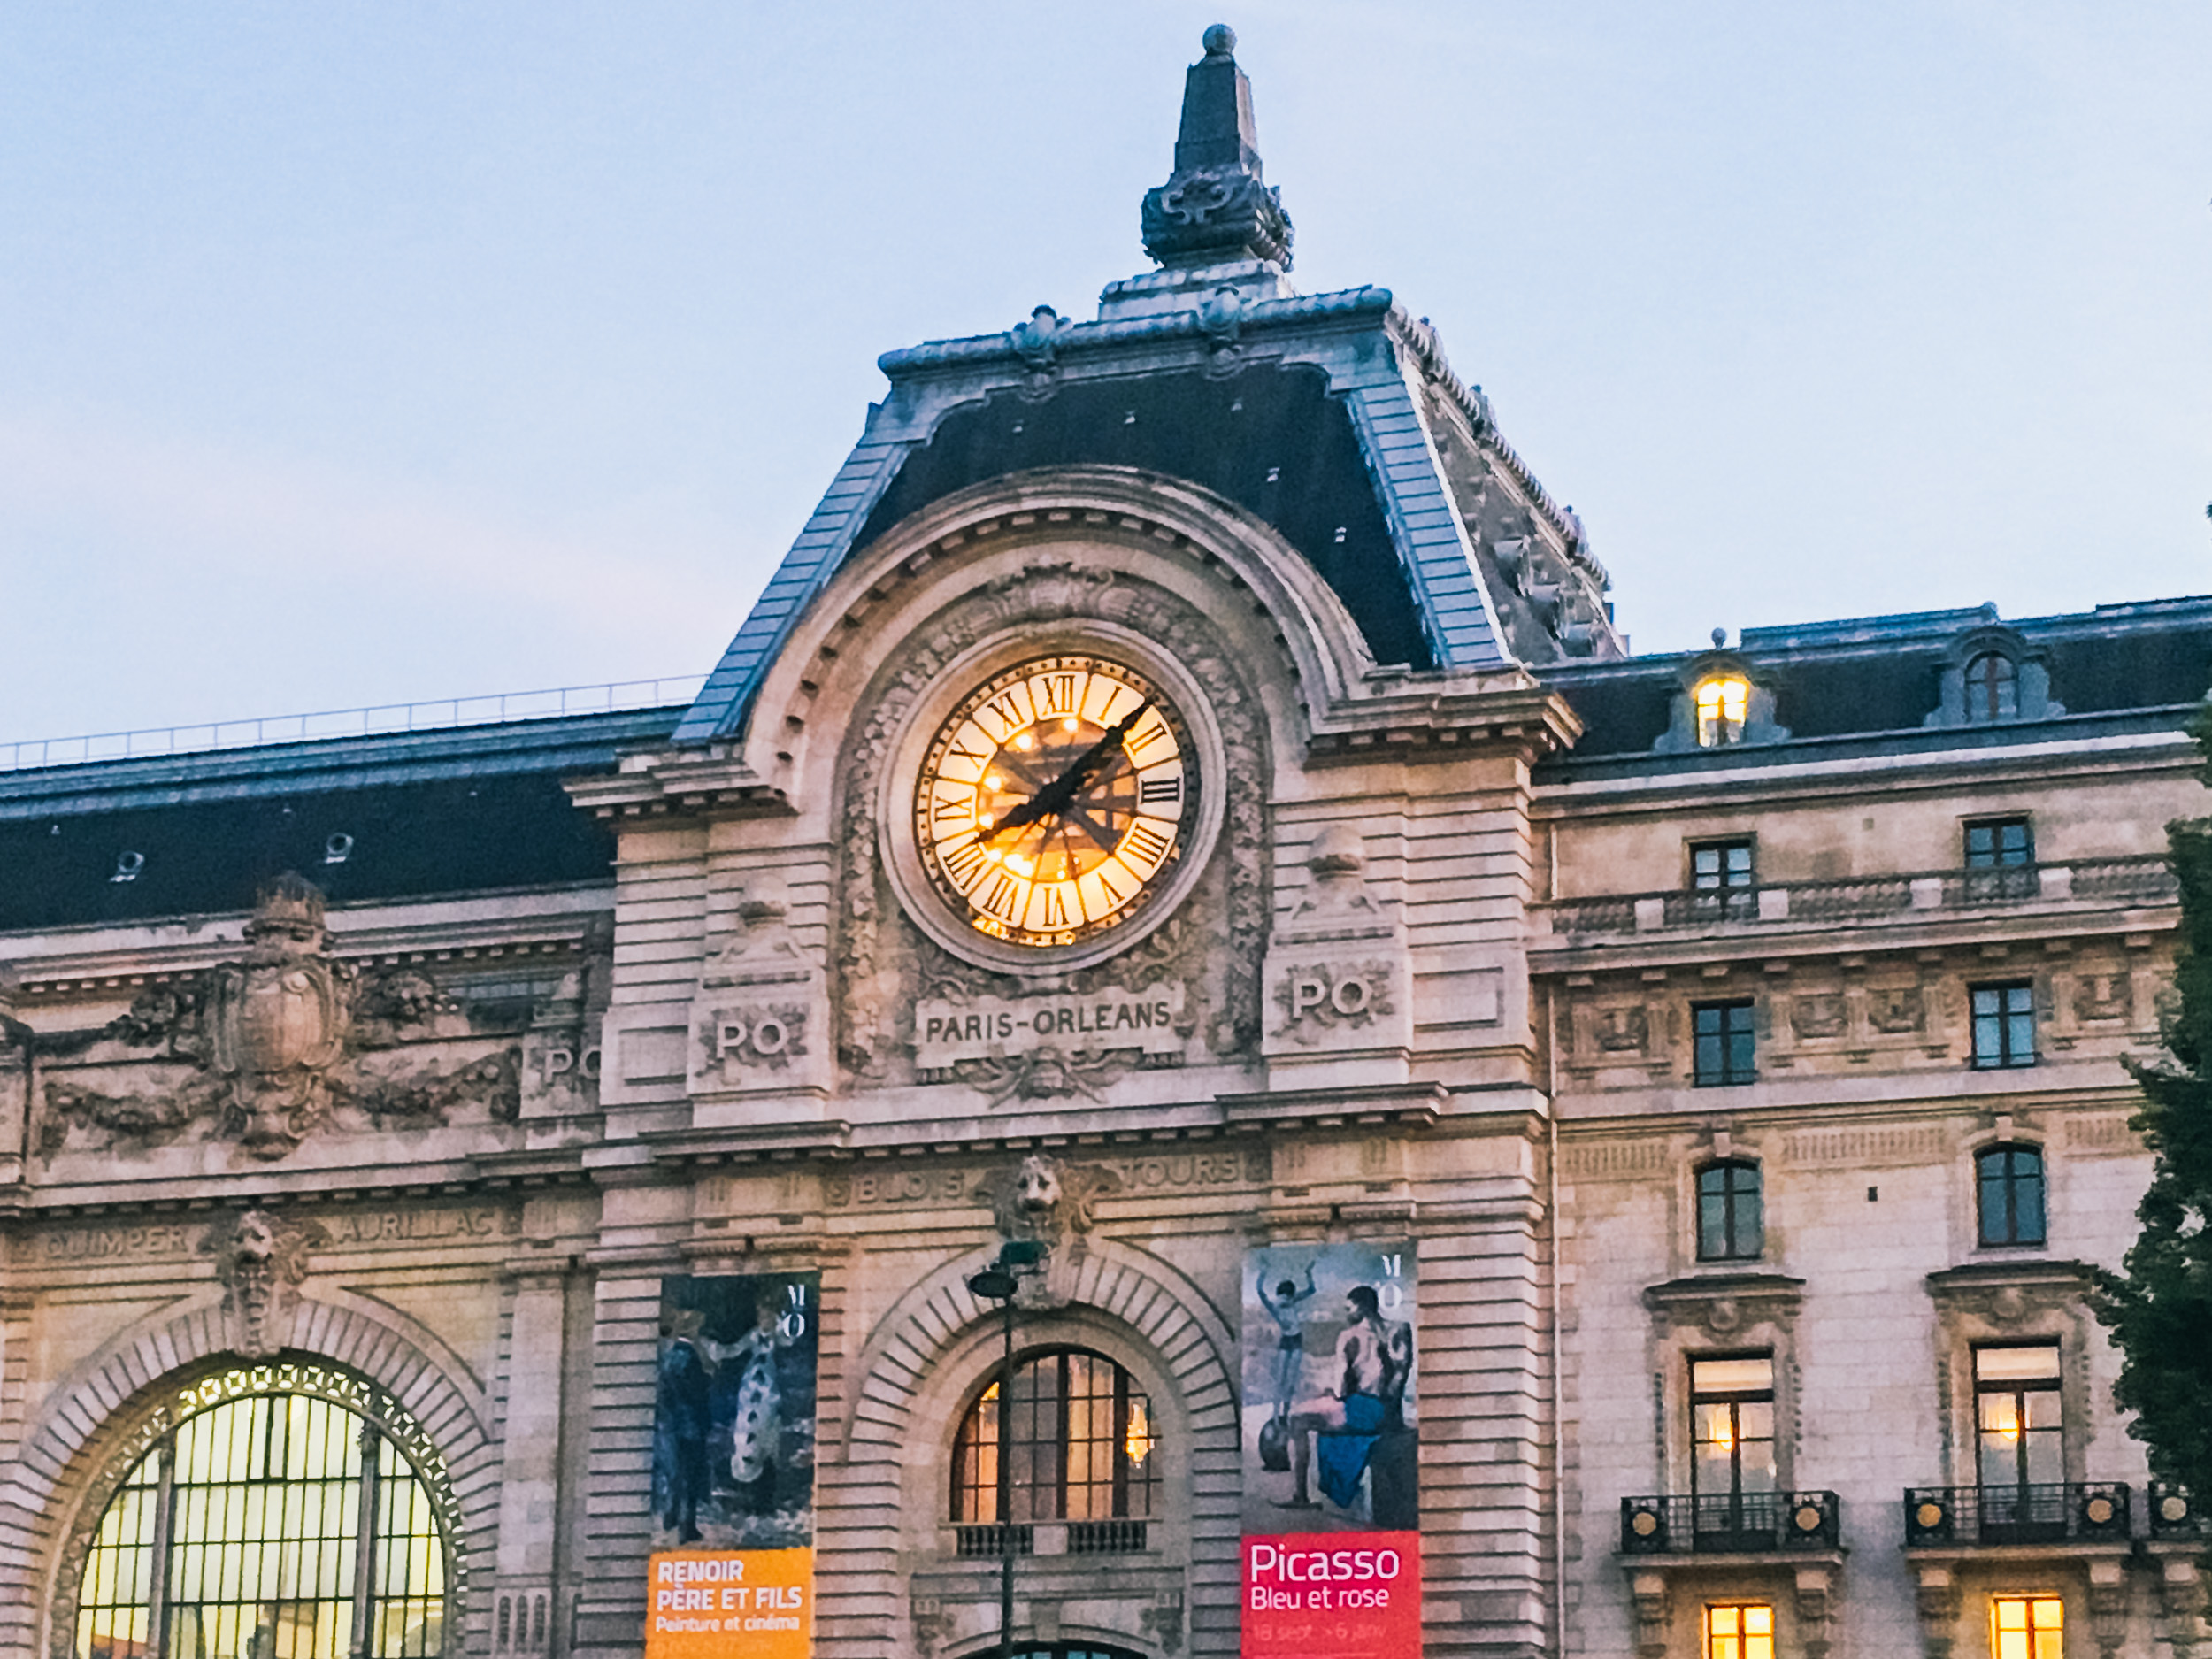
[911,654,1200,949]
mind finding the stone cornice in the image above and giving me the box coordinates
[1305,682,1581,769]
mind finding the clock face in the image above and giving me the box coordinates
[913,654,1198,949]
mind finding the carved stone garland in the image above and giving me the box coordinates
[832,552,1270,1083]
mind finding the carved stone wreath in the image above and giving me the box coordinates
[833,550,1269,1082]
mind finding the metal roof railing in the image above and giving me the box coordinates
[0,677,705,775]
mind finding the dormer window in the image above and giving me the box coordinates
[1694,676,1751,748]
[1965,652,2018,722]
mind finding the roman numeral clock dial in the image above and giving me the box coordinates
[914,656,1198,949]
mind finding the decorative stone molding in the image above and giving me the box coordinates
[1642,1273,1805,1342]
[687,883,830,1098]
[2157,1555,2208,1659]
[1912,1563,1962,1659]
[972,1153,1122,1256]
[1627,1568,1670,1659]
[1263,825,1411,1071]
[2086,1556,2130,1659]
[204,1207,330,1360]
[831,549,1269,1080]
[1793,1563,1839,1659]
[31,875,522,1161]
[1925,1260,2095,1485]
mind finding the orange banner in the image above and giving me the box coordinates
[646,1548,812,1659]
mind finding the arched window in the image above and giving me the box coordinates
[1696,1160,1764,1261]
[1694,676,1751,747]
[950,1348,1156,1548]
[1965,652,2018,722]
[1977,1144,2047,1247]
[73,1367,451,1659]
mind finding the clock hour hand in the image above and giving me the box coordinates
[974,700,1152,848]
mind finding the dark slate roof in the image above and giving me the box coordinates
[0,708,680,933]
[672,285,1562,745]
[1537,600,2212,777]
[850,365,1427,670]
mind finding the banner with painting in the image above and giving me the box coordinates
[1240,1242,1418,1659]
[647,1272,818,1656]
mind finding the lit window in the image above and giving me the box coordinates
[1977,1144,2047,1247]
[1691,1356,1776,1545]
[1703,1602,1775,1659]
[1966,653,2019,722]
[1977,1345,2063,1538]
[1992,1594,2063,1659]
[1971,984,2037,1071]
[952,1348,1156,1530]
[1695,677,1751,747]
[1691,840,1755,890]
[1696,1161,1764,1261]
[72,1371,449,1659]
[1694,1001,1756,1087]
[1965,818,2033,868]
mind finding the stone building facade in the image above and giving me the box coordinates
[1,28,2205,1659]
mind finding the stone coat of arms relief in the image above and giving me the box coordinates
[23,874,526,1161]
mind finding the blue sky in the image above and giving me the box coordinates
[2,2,2206,741]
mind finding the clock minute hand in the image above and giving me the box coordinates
[974,700,1153,848]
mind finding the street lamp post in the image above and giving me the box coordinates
[967,1240,1045,1659]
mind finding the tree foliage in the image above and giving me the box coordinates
[2095,718,2212,1505]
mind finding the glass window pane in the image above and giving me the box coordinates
[1978,1345,2061,1383]
[73,1379,447,1659]
[1693,1357,1774,1394]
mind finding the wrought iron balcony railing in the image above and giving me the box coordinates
[951,1518,1149,1558]
[1545,857,2175,939]
[1620,1491,1841,1555]
[2148,1482,2203,1541]
[1903,1482,2132,1547]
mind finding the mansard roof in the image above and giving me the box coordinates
[0,707,676,933]
[1537,597,2212,778]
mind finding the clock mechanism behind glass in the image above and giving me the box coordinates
[914,655,1198,949]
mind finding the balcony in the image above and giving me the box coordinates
[2148,1482,2205,1542]
[1903,1482,2132,1548]
[1621,1491,1842,1556]
[1543,856,2174,941]
[951,1518,1148,1559]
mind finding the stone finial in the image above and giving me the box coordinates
[1140,26,1294,270]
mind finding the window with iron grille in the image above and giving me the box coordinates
[1965,817,2034,868]
[1690,840,1755,891]
[1971,983,2036,1070]
[951,1348,1156,1525]
[1977,1144,2047,1247]
[72,1373,450,1659]
[1702,1602,1775,1659]
[1695,1161,1764,1261]
[1693,1001,1756,1087]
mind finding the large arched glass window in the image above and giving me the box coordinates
[73,1367,451,1659]
[950,1348,1156,1548]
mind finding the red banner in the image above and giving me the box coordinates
[1241,1531,1420,1659]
